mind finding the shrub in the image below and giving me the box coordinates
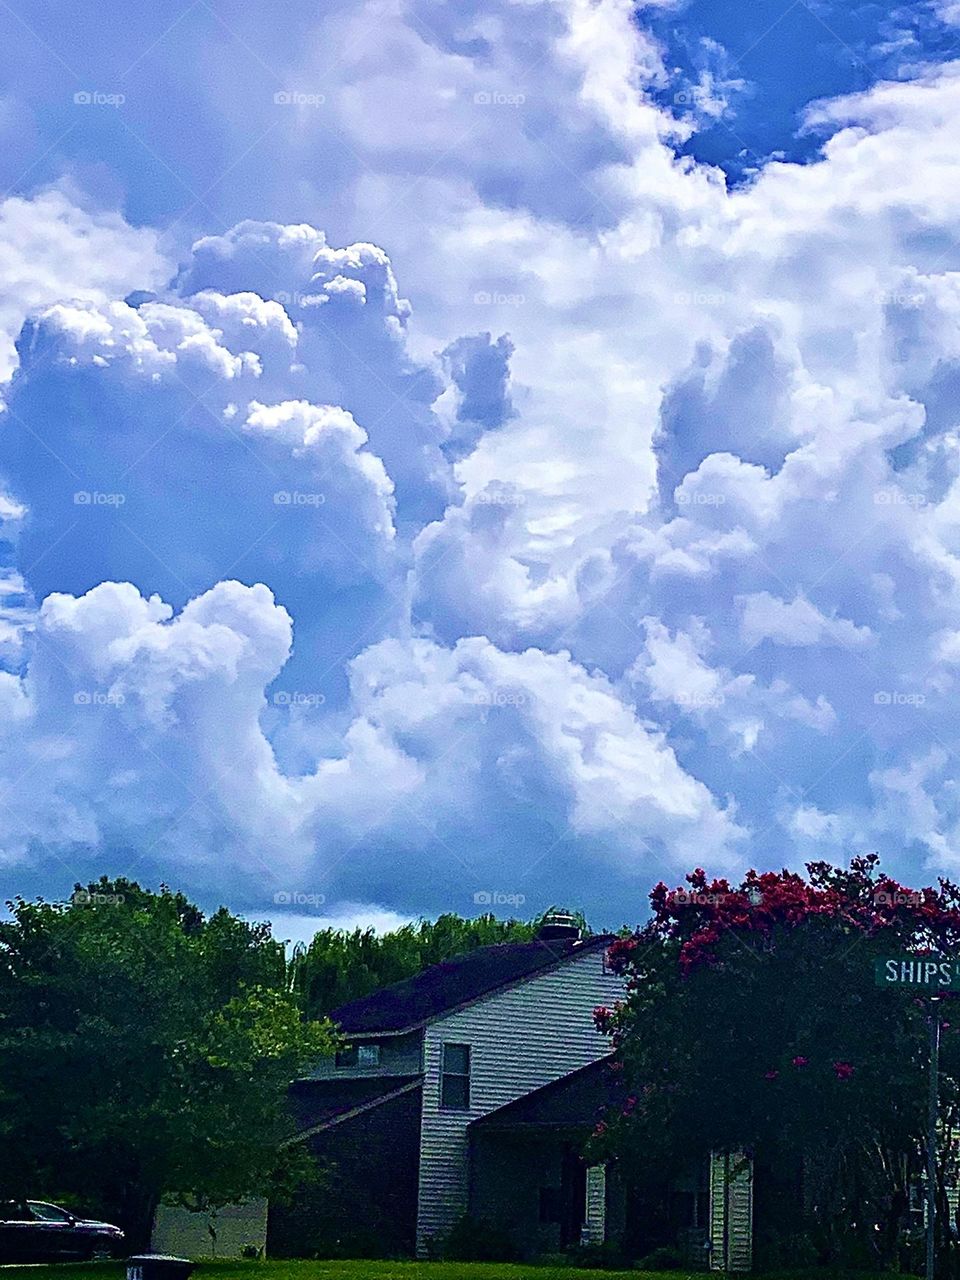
[565,1240,629,1268]
[440,1213,519,1261]
[634,1244,687,1270]
[755,1228,819,1271]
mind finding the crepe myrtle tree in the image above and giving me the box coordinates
[591,857,960,1270]
[0,878,337,1247]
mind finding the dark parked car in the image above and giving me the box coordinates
[0,1200,125,1261]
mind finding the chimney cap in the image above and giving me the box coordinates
[536,909,582,941]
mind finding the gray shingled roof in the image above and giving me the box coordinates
[470,1055,620,1131]
[286,1075,422,1137]
[330,934,612,1034]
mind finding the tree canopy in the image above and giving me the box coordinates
[593,856,960,1269]
[0,877,336,1245]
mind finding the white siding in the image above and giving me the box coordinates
[151,1199,267,1259]
[416,945,623,1252]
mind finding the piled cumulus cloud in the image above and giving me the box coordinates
[0,577,742,903]
[0,187,167,384]
[6,0,960,917]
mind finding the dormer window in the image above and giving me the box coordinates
[335,1043,381,1069]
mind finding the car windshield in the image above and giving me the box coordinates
[28,1204,71,1223]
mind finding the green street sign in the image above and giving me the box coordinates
[875,955,960,990]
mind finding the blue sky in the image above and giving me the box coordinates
[1,0,960,943]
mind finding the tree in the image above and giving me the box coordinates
[0,878,336,1247]
[592,857,960,1270]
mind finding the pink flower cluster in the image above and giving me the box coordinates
[601,858,960,977]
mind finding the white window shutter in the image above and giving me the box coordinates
[709,1150,753,1271]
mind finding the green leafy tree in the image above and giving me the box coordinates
[0,878,336,1247]
[593,857,960,1270]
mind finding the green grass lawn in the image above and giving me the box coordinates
[0,1262,892,1280]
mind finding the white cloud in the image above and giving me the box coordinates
[739,593,873,649]
[0,582,744,891]
[8,3,960,911]
[0,187,167,382]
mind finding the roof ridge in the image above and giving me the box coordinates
[328,932,614,1035]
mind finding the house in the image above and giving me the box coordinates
[271,911,627,1259]
[267,915,754,1267]
[153,913,754,1266]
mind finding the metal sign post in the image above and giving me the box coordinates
[927,1003,940,1280]
[874,955,947,1280]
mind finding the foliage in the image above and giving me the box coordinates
[0,878,336,1246]
[633,1245,687,1271]
[437,1214,520,1262]
[592,856,960,1270]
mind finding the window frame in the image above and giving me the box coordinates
[357,1043,381,1068]
[439,1041,471,1111]
[335,1042,382,1069]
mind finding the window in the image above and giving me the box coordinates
[29,1204,72,1223]
[0,1203,30,1223]
[440,1042,470,1109]
[335,1043,381,1068]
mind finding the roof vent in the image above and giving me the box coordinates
[536,909,582,942]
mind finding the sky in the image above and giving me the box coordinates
[1,0,960,944]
